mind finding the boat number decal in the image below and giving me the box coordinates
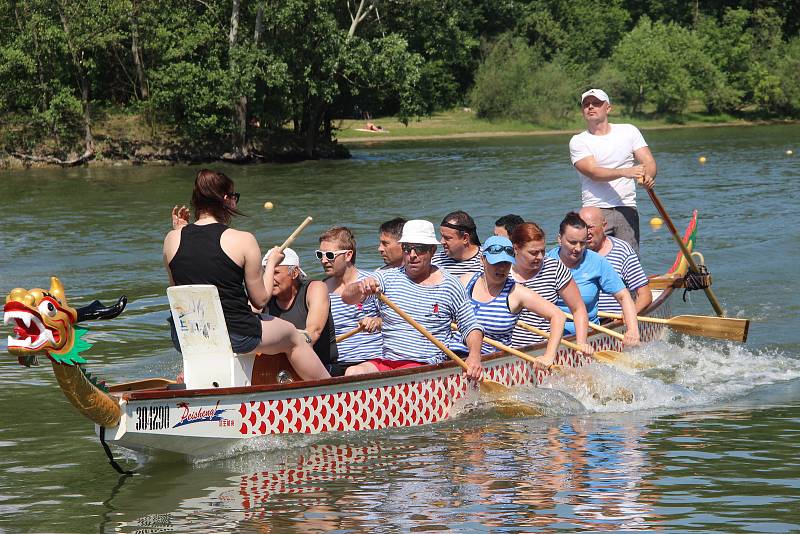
[135,405,170,431]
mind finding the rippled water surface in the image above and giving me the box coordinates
[1,124,798,532]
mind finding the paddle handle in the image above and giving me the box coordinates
[279,216,313,251]
[564,312,625,340]
[599,311,668,325]
[379,293,469,371]
[517,321,585,352]
[451,323,544,369]
[646,189,725,316]
[335,325,364,343]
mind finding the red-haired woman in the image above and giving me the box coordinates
[163,169,330,381]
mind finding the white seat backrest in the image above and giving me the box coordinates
[167,285,255,389]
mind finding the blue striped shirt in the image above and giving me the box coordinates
[432,250,483,276]
[598,236,649,313]
[329,269,382,364]
[372,267,483,364]
[510,257,573,346]
[452,273,518,354]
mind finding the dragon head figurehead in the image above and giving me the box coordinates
[4,277,86,365]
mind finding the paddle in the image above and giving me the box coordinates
[450,323,551,371]
[562,312,625,341]
[279,216,314,251]
[516,320,638,369]
[377,293,510,394]
[335,325,364,343]
[598,311,750,342]
[646,188,725,317]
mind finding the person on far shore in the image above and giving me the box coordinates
[432,210,483,276]
[163,169,330,381]
[451,236,566,367]
[378,217,407,269]
[509,222,592,354]
[341,220,484,378]
[494,214,524,238]
[547,212,640,346]
[570,88,657,253]
[579,207,652,314]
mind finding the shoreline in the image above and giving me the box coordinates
[338,119,797,144]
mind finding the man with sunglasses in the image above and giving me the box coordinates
[318,226,383,372]
[569,88,657,253]
[341,220,484,379]
[432,210,483,276]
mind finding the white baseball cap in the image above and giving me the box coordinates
[398,220,440,245]
[580,88,610,105]
[262,247,307,278]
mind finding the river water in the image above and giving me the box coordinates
[1,124,798,532]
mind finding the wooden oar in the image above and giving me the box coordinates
[335,325,364,343]
[598,311,750,342]
[646,188,725,316]
[516,320,638,369]
[450,323,548,370]
[378,293,509,394]
[279,216,313,251]
[562,312,625,341]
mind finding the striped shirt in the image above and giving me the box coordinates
[432,249,483,276]
[510,257,573,346]
[372,267,483,364]
[598,236,649,313]
[329,269,382,364]
[451,273,518,354]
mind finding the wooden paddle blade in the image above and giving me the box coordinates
[493,400,544,417]
[668,315,750,342]
[592,350,645,370]
[480,379,511,395]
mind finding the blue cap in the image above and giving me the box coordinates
[482,235,516,265]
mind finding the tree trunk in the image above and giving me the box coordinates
[130,0,149,99]
[57,1,94,156]
[229,0,248,157]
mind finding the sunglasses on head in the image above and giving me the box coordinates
[484,244,514,256]
[401,243,435,255]
[315,249,350,261]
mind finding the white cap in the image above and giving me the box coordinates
[580,88,610,105]
[262,247,307,278]
[398,220,440,245]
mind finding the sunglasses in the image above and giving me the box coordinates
[401,243,435,255]
[315,249,350,261]
[484,245,514,256]
[228,192,241,203]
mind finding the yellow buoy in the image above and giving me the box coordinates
[698,156,707,164]
[650,217,663,230]
[787,149,794,155]
[263,201,274,210]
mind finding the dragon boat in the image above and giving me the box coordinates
[4,213,702,463]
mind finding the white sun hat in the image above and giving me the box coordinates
[580,88,610,105]
[262,247,307,278]
[398,220,440,245]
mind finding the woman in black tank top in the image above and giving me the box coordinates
[163,169,330,381]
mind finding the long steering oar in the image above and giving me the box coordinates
[378,294,509,394]
[646,188,725,316]
[335,325,364,343]
[279,216,314,251]
[598,311,749,342]
[516,320,638,369]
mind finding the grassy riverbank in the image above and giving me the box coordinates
[335,108,791,143]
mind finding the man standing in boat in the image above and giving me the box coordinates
[579,207,652,314]
[432,210,483,275]
[569,88,657,253]
[341,220,484,379]
[318,226,383,372]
